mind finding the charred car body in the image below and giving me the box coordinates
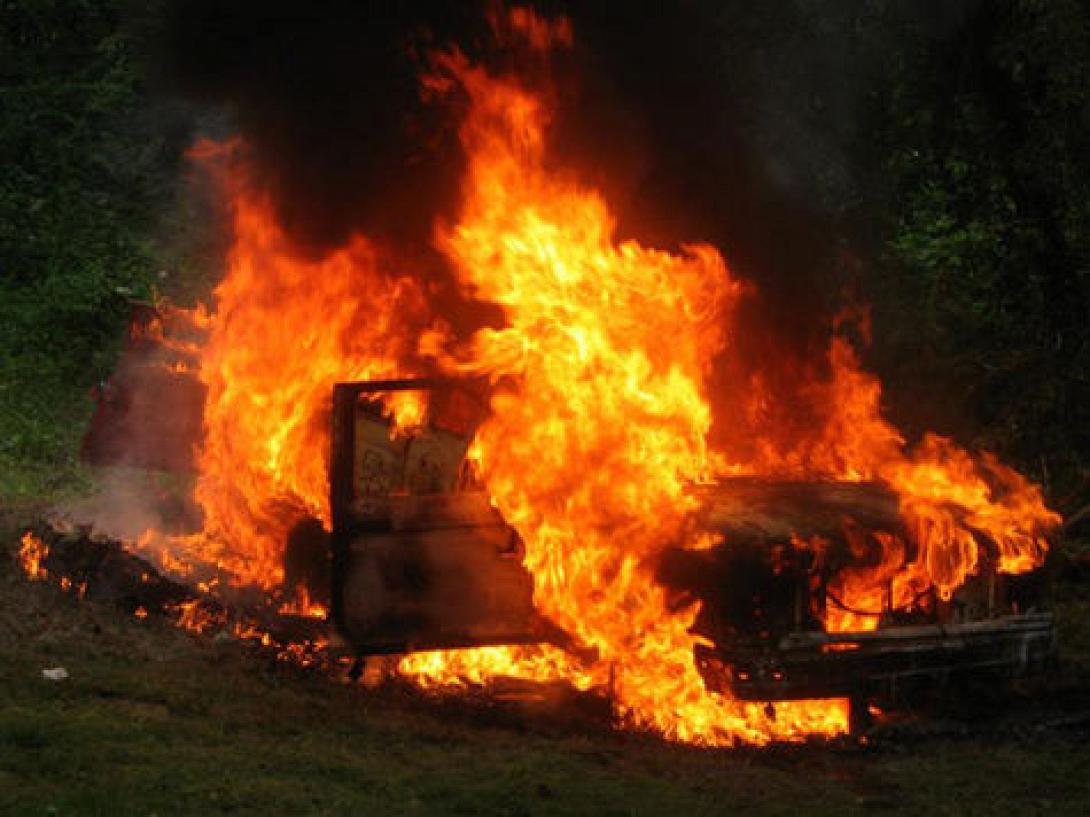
[80,309,1055,728]
[327,379,1054,720]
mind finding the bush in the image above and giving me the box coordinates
[0,0,188,494]
[866,0,1090,507]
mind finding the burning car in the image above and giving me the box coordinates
[74,6,1060,746]
[322,378,1055,734]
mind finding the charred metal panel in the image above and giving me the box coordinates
[699,612,1055,701]
[339,509,539,654]
[330,379,542,654]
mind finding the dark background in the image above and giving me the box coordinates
[2,0,1087,515]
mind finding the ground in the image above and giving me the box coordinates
[3,501,1090,816]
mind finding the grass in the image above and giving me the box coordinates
[3,509,1090,816]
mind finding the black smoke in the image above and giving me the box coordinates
[162,2,483,250]
[158,0,982,437]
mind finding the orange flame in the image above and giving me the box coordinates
[161,152,429,589]
[399,26,849,745]
[278,586,328,619]
[122,6,1057,746]
[19,532,48,581]
[758,338,1059,631]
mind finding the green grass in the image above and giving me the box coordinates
[3,520,1090,816]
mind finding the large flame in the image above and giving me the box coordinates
[738,334,1058,632]
[127,7,1057,746]
[400,32,849,745]
[400,15,1054,739]
[144,147,428,590]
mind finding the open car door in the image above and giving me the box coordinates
[329,379,547,655]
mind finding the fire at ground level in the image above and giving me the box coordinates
[6,510,1090,815]
[14,504,1060,742]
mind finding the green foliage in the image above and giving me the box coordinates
[0,0,186,495]
[867,0,1090,503]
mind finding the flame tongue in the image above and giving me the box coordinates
[762,337,1059,633]
[181,165,429,589]
[399,43,848,745]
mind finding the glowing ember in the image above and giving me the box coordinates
[19,532,48,581]
[170,599,226,635]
